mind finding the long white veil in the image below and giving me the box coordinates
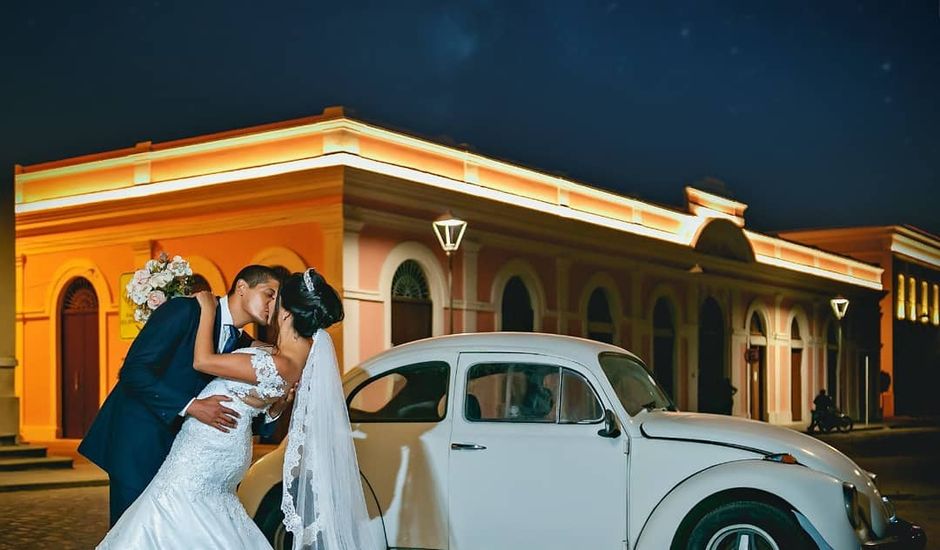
[281,328,379,549]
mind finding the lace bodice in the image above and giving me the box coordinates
[144,347,288,536]
[226,347,288,404]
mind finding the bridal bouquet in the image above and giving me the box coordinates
[125,252,194,324]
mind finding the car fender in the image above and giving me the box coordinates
[634,459,856,550]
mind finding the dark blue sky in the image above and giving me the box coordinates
[4,0,939,233]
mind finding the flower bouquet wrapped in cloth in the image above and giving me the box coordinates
[125,252,194,325]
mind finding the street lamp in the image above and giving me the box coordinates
[830,295,850,410]
[432,211,468,334]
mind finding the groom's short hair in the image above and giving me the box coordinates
[228,265,278,296]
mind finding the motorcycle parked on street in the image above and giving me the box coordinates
[809,407,854,433]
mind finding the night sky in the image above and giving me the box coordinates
[3,1,939,234]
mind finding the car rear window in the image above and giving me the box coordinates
[347,361,450,423]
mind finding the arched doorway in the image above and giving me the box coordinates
[587,288,614,344]
[501,276,534,331]
[748,312,768,421]
[698,297,726,413]
[653,298,676,401]
[391,260,433,345]
[790,318,804,422]
[60,277,100,439]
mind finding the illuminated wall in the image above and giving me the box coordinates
[14,108,885,440]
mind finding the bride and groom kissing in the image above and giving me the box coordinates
[79,265,378,549]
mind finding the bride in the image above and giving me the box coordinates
[98,268,378,549]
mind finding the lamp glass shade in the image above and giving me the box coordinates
[432,213,467,253]
[830,297,850,320]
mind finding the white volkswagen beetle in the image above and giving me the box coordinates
[237,333,926,550]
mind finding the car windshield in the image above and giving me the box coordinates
[598,352,673,416]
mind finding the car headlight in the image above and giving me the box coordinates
[843,482,862,529]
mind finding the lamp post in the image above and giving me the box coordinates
[830,295,850,410]
[432,212,467,334]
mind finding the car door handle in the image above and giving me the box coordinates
[451,443,487,451]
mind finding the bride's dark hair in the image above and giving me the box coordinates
[277,268,344,338]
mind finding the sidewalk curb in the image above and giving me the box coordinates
[0,477,109,493]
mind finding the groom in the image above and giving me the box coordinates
[80,264,283,526]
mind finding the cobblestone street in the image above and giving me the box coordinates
[0,428,937,548]
[0,486,108,549]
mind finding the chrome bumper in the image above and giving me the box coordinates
[863,518,926,550]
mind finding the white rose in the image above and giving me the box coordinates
[134,308,149,323]
[168,258,191,277]
[130,269,151,288]
[146,290,167,310]
[149,271,173,288]
[129,290,145,305]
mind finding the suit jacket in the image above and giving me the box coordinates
[79,296,262,489]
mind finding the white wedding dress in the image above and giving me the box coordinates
[98,347,285,549]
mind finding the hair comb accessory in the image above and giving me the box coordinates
[303,268,315,292]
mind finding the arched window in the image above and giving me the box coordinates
[908,277,917,321]
[391,260,433,345]
[921,281,929,323]
[501,276,534,331]
[653,299,675,401]
[933,284,939,326]
[61,277,100,439]
[586,288,614,344]
[896,274,905,320]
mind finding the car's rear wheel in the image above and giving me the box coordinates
[684,501,814,550]
[254,486,294,550]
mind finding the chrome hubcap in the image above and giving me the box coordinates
[273,523,288,550]
[705,524,780,550]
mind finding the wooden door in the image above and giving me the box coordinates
[791,349,803,422]
[748,346,766,421]
[392,299,433,346]
[61,279,100,439]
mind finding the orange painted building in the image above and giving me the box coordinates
[781,225,940,417]
[14,106,884,442]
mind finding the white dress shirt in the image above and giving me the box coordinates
[180,296,241,416]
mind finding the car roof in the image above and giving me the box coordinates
[346,332,644,381]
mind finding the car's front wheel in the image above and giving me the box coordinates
[684,501,814,550]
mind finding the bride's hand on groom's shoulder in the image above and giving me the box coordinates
[193,291,215,310]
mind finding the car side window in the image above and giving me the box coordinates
[348,361,450,423]
[465,362,602,424]
[559,369,604,423]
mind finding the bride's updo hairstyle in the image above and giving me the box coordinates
[279,268,344,337]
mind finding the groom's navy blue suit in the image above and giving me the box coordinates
[79,296,266,525]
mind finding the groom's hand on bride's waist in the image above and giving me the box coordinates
[186,395,240,432]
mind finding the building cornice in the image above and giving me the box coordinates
[15,110,882,291]
[891,232,940,270]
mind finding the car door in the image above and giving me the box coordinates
[448,352,628,550]
[347,359,453,550]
